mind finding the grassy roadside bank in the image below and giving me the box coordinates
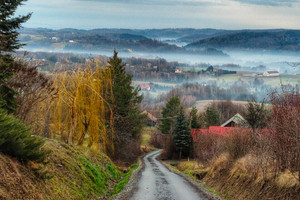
[0,138,126,200]
[0,126,163,200]
[168,155,299,200]
[111,164,139,196]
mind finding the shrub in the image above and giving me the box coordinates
[224,129,254,160]
[194,133,223,163]
[194,129,254,162]
[160,134,176,160]
[148,131,164,149]
[0,109,49,163]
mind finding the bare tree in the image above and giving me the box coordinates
[269,88,300,181]
[285,61,300,70]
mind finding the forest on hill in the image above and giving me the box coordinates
[186,30,300,51]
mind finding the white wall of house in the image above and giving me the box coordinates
[263,71,279,77]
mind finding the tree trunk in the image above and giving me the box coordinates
[77,123,88,145]
[179,149,182,160]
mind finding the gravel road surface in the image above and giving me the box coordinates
[129,150,209,200]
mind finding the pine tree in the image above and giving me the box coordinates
[173,111,193,159]
[0,0,31,113]
[159,96,182,134]
[205,107,220,127]
[108,51,145,162]
[0,109,49,163]
[189,107,200,128]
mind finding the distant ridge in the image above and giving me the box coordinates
[186,30,300,51]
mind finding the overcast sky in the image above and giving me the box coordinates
[17,0,300,29]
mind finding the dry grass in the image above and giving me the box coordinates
[175,153,300,200]
[276,170,299,188]
[0,139,122,200]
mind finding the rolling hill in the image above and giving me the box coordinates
[19,28,228,56]
[186,30,300,51]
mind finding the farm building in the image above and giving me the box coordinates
[175,68,182,73]
[191,126,237,141]
[140,83,151,91]
[221,113,246,127]
[142,110,158,127]
[263,70,279,77]
[191,113,247,141]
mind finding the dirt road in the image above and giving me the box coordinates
[129,150,209,200]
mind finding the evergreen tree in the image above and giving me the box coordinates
[0,109,49,163]
[0,0,31,113]
[244,101,268,134]
[108,51,145,162]
[189,107,200,129]
[173,111,193,159]
[205,107,220,127]
[159,96,182,134]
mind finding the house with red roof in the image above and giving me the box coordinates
[191,113,247,142]
[191,126,238,141]
[191,113,271,142]
[140,83,151,91]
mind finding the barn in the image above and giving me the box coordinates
[263,71,279,77]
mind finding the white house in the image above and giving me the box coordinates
[175,68,182,73]
[263,71,279,77]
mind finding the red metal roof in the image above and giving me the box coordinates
[191,126,272,142]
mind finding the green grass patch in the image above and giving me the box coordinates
[106,163,122,180]
[141,133,151,146]
[111,164,139,196]
[80,156,108,195]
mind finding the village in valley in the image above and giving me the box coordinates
[1,1,299,200]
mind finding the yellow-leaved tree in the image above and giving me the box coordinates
[51,60,114,153]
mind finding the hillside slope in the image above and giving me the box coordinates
[186,30,300,51]
[0,139,122,200]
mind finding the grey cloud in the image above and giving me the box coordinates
[74,0,224,6]
[233,0,299,6]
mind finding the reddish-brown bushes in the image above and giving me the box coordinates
[148,131,164,149]
[194,133,223,162]
[269,88,300,180]
[160,134,177,160]
[194,128,254,162]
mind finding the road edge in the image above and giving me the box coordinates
[111,153,146,200]
[160,161,223,200]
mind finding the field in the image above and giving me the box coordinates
[193,100,249,112]
[216,74,300,86]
